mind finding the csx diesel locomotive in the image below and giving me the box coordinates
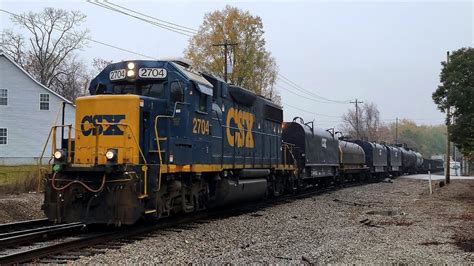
[43,59,440,225]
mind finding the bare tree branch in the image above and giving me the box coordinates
[2,8,90,101]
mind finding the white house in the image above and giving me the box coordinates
[0,50,75,165]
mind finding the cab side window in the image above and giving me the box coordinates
[170,81,184,102]
[199,93,207,112]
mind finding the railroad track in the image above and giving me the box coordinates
[0,179,377,264]
[0,218,50,234]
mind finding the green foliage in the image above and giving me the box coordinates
[432,47,474,157]
[185,5,280,103]
[396,120,446,158]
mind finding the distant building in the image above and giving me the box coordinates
[0,51,75,165]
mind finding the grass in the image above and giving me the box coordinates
[0,165,48,194]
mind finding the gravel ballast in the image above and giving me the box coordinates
[0,192,44,223]
[74,178,473,264]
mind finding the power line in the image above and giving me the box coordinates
[0,9,158,60]
[277,73,351,104]
[282,102,342,118]
[89,1,350,106]
[1,9,445,127]
[103,1,198,33]
[2,8,335,121]
[88,1,195,37]
[276,83,344,104]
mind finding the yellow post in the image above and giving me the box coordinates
[67,125,72,163]
[51,126,57,155]
[95,124,100,165]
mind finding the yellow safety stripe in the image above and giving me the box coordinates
[162,163,295,174]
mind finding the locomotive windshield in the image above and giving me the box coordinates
[111,82,165,98]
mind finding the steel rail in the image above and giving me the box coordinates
[0,218,50,233]
[0,223,85,249]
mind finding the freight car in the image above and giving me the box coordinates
[399,146,417,174]
[350,140,388,178]
[421,158,444,173]
[338,140,368,182]
[282,117,339,186]
[414,151,424,173]
[385,145,402,177]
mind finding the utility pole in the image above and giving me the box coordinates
[395,117,398,144]
[212,40,238,82]
[350,99,364,139]
[445,51,451,184]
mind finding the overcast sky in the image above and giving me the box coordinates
[1,0,472,128]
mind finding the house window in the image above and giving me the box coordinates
[0,128,6,145]
[0,89,7,106]
[40,93,49,110]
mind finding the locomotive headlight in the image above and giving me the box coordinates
[127,69,135,77]
[127,62,135,70]
[105,149,117,161]
[54,149,66,161]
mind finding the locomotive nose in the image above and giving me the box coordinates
[74,95,141,165]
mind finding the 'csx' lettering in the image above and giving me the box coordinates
[226,107,255,148]
[81,114,126,136]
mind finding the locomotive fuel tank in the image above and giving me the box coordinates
[210,178,268,207]
[282,118,339,178]
[352,140,388,174]
[338,140,366,172]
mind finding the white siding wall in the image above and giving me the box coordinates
[0,55,75,165]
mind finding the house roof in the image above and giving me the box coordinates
[0,50,74,106]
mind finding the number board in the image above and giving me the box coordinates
[139,68,167,79]
[109,69,126,81]
[192,118,209,135]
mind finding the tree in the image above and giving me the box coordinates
[342,102,381,141]
[432,48,474,157]
[2,8,89,101]
[49,56,91,100]
[185,5,280,103]
[92,58,113,73]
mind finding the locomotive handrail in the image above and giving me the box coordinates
[154,101,188,193]
[50,125,74,163]
[37,125,73,192]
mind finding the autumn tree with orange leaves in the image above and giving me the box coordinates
[185,6,280,104]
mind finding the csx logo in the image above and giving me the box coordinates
[226,107,255,148]
[81,114,126,136]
